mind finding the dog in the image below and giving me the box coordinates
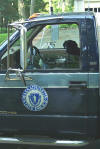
[63,40,80,56]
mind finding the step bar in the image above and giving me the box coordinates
[0,136,89,147]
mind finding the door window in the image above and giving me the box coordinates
[28,23,80,70]
[0,23,80,71]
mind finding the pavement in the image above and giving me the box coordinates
[0,139,100,149]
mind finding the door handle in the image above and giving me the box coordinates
[69,81,87,89]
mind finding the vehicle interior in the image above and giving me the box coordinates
[0,23,80,71]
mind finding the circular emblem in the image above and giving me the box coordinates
[22,85,48,111]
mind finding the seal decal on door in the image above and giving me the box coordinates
[22,85,48,111]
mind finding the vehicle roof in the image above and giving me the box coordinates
[39,12,94,17]
[0,12,95,58]
[10,12,95,26]
[29,12,94,21]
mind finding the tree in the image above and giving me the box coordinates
[69,0,74,6]
[30,0,35,15]
[44,0,74,13]
[18,0,26,19]
[0,0,18,32]
[30,0,47,14]
[62,0,66,12]
[67,0,74,11]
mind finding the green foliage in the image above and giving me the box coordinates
[69,0,74,6]
[0,33,7,45]
[46,24,78,30]
[44,0,74,14]
[20,0,48,18]
[24,0,30,18]
[0,0,74,34]
[0,0,18,28]
[33,0,47,13]
[0,27,7,33]
[59,24,78,28]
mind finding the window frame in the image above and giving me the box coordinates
[26,22,81,72]
[0,20,82,73]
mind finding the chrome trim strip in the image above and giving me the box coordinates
[0,73,98,88]
[0,72,98,76]
[0,114,97,119]
[0,137,89,147]
[0,86,98,89]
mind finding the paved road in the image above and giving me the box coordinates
[0,139,100,149]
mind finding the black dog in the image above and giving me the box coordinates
[63,40,80,56]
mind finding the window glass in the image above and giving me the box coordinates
[94,8,97,12]
[85,8,93,12]
[0,38,20,70]
[0,23,80,71]
[0,26,43,70]
[85,8,88,11]
[28,24,80,70]
[89,8,93,11]
[98,8,100,12]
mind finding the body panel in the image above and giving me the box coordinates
[0,12,99,140]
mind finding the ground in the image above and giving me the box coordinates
[1,139,100,149]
